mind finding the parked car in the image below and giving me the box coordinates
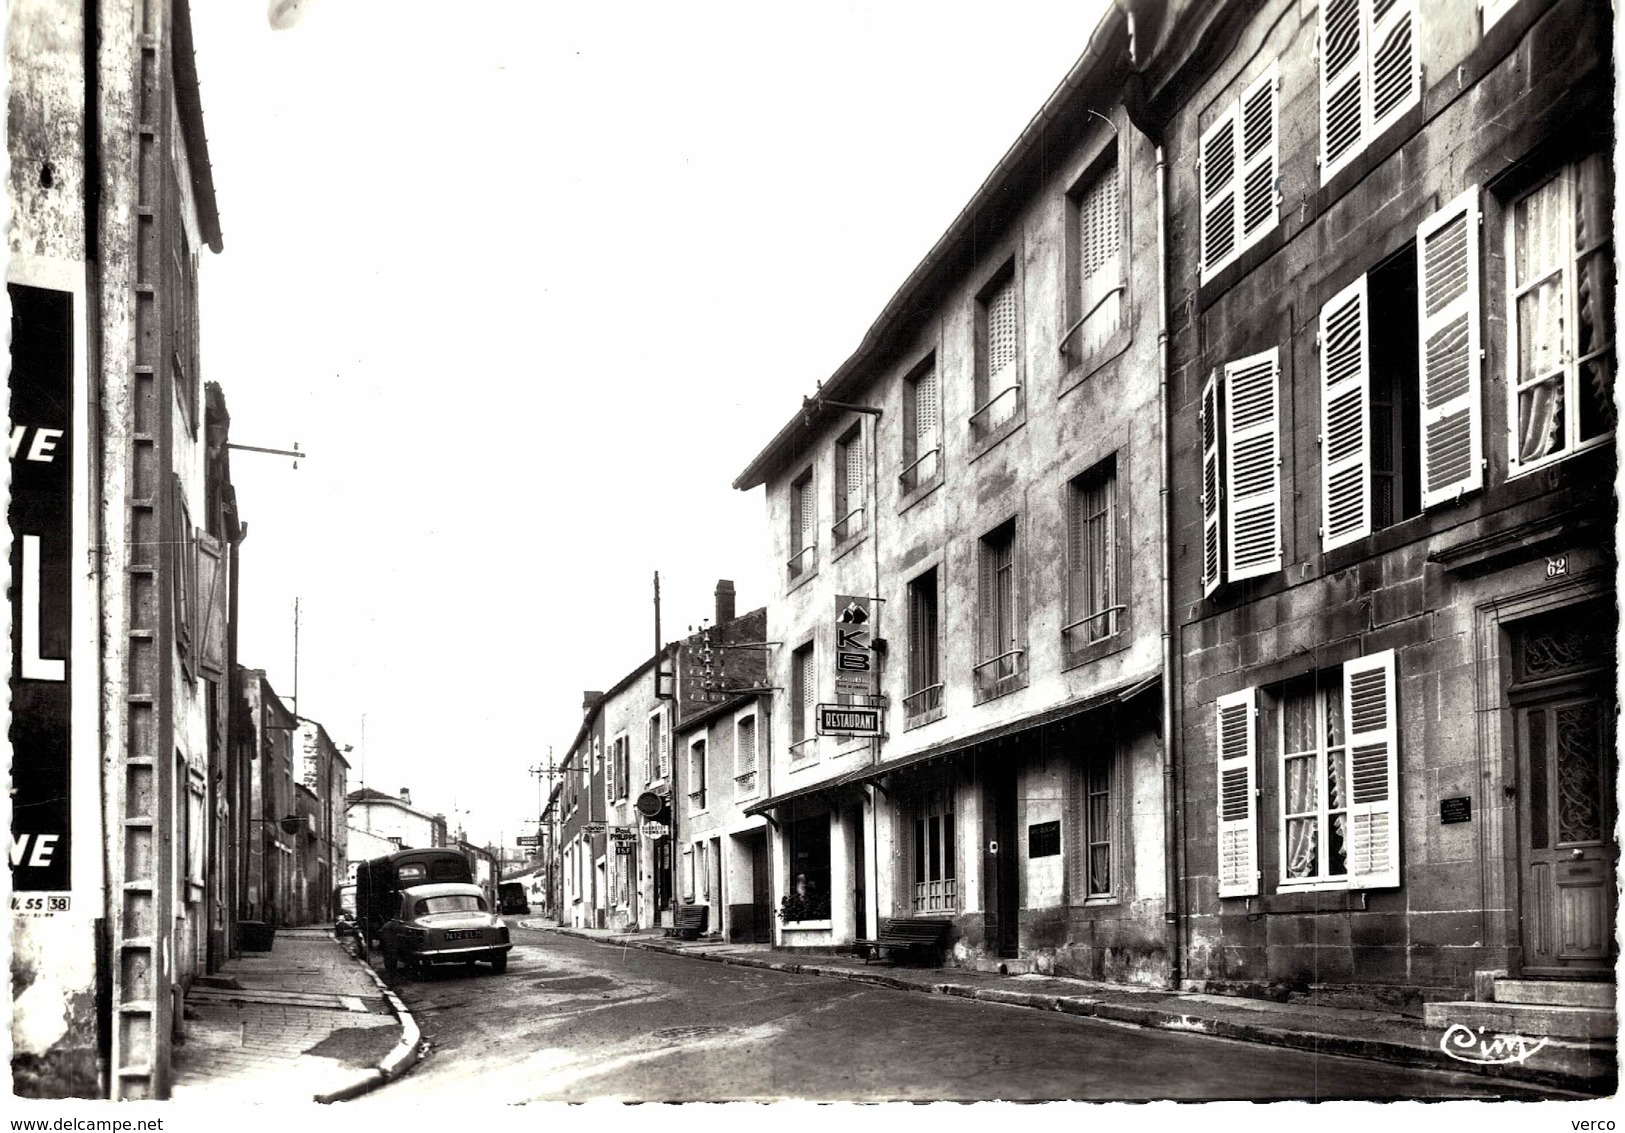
[379,882,511,976]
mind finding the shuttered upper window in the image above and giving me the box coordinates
[975,520,1026,700]
[788,469,816,580]
[1200,65,1280,283]
[1067,151,1125,360]
[1318,190,1486,552]
[974,268,1021,434]
[1224,350,1283,580]
[834,427,866,542]
[901,360,941,493]
[790,643,817,754]
[1320,0,1420,184]
[1066,457,1120,646]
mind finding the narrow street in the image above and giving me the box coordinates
[364,921,1560,1103]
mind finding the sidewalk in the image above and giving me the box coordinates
[170,926,421,1103]
[535,921,1616,1096]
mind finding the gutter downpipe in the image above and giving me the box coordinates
[1116,0,1181,990]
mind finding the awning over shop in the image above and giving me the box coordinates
[742,768,871,821]
[840,671,1160,791]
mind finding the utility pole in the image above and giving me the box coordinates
[529,752,565,921]
[291,597,300,717]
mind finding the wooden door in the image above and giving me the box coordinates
[1516,683,1617,976]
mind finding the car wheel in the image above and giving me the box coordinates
[490,953,507,974]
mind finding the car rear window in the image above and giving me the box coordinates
[414,894,487,916]
[397,864,427,882]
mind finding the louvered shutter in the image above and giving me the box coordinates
[1320,0,1364,180]
[1216,688,1260,897]
[1320,277,1372,550]
[1200,371,1224,596]
[978,540,996,662]
[1369,0,1418,136]
[798,477,815,547]
[1239,66,1279,248]
[738,716,756,775]
[1344,650,1400,888]
[800,647,817,736]
[1077,158,1122,352]
[682,848,694,901]
[1417,188,1483,507]
[1199,104,1239,281]
[1224,350,1282,579]
[917,369,939,446]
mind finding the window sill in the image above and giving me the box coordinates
[903,706,945,732]
[1079,895,1118,909]
[1059,326,1131,398]
[831,530,867,565]
[1061,628,1129,672]
[1507,434,1615,482]
[897,473,944,517]
[1259,887,1372,915]
[786,562,820,595]
[973,666,1029,706]
[781,919,832,932]
[968,408,1026,464]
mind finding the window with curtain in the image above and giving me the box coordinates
[1085,758,1112,897]
[1274,675,1350,884]
[1509,154,1615,474]
[976,520,1023,697]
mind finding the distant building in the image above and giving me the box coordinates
[346,786,450,856]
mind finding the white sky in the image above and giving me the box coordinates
[189,0,1109,850]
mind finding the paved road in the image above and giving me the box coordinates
[366,921,1557,1103]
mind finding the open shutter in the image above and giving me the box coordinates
[1320,0,1365,181]
[1369,0,1419,137]
[1198,103,1239,281]
[1199,370,1224,596]
[1344,650,1400,888]
[1417,188,1483,507]
[196,530,226,680]
[1239,66,1279,249]
[978,541,996,662]
[1320,276,1372,551]
[1216,688,1259,898]
[1224,350,1282,579]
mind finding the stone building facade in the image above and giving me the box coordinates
[1145,0,1615,1001]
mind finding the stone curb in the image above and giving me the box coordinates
[312,938,425,1104]
[544,926,1609,1097]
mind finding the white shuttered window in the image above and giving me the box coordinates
[1200,64,1279,283]
[1216,688,1260,897]
[1223,350,1283,579]
[979,274,1020,430]
[1343,650,1400,888]
[1199,371,1224,596]
[1320,0,1420,183]
[1320,277,1372,551]
[1417,189,1484,505]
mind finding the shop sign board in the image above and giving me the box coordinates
[834,594,877,696]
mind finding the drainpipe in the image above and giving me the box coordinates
[1116,0,1182,990]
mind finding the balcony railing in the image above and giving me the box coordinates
[973,648,1025,683]
[969,384,1021,436]
[1057,283,1126,356]
[902,682,944,719]
[733,770,757,796]
[913,878,957,913]
[831,504,865,544]
[788,736,818,763]
[687,788,706,812]
[1063,604,1126,646]
[787,543,818,580]
[898,447,940,494]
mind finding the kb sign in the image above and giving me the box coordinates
[833,594,878,697]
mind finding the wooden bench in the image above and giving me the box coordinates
[853,917,951,964]
[665,904,709,941]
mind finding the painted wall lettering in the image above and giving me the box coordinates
[8,283,74,892]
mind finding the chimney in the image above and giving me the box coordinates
[715,579,736,626]
[399,787,412,806]
[582,691,603,715]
